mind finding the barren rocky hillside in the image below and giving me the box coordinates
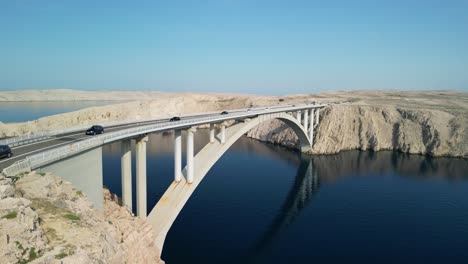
[0,172,164,264]
[252,90,467,158]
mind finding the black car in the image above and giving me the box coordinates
[169,116,181,122]
[86,125,104,135]
[220,111,229,115]
[0,145,12,159]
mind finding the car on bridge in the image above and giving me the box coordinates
[85,125,104,135]
[0,145,12,159]
[220,111,229,115]
[169,116,181,122]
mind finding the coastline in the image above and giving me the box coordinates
[0,89,466,159]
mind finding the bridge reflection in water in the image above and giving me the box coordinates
[244,151,467,263]
[103,132,468,263]
[245,156,320,262]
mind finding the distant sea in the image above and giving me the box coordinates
[0,101,122,123]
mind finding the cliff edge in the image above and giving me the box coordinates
[247,91,467,158]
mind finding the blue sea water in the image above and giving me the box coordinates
[102,132,468,264]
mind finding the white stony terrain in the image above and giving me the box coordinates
[0,93,267,136]
[0,172,164,264]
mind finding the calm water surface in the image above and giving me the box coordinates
[102,131,468,264]
[0,101,121,123]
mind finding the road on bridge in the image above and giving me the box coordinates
[0,111,240,170]
[0,103,326,173]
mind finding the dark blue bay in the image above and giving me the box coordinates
[102,131,468,264]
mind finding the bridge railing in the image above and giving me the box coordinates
[2,104,327,176]
[0,133,51,148]
[0,106,257,148]
[2,159,31,177]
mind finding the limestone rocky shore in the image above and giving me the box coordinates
[0,172,164,263]
[248,90,467,158]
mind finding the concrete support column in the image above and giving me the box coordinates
[174,130,182,182]
[186,127,195,183]
[296,111,301,124]
[121,140,132,212]
[304,109,309,130]
[220,125,226,144]
[309,109,315,142]
[209,124,215,143]
[315,108,320,126]
[136,135,148,217]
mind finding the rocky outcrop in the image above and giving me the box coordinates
[0,173,164,263]
[244,119,300,149]
[247,104,468,158]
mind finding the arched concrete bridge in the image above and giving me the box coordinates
[148,111,318,250]
[1,103,326,254]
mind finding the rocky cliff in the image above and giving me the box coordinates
[247,91,468,158]
[0,172,164,264]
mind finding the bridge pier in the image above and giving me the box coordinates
[186,127,196,183]
[304,110,309,130]
[121,139,132,212]
[174,130,182,182]
[309,109,314,142]
[315,108,320,126]
[136,135,148,217]
[209,124,215,143]
[296,111,301,124]
[220,125,226,144]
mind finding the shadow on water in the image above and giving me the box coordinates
[244,157,320,263]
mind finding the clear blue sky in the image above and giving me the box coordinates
[1,0,467,94]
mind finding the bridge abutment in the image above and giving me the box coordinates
[38,147,104,212]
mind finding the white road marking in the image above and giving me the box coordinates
[0,137,85,164]
[11,131,85,150]
[1,111,259,166]
[10,120,162,150]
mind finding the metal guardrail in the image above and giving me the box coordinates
[0,107,255,148]
[2,104,327,177]
[2,159,30,177]
[0,133,50,147]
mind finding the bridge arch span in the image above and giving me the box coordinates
[148,112,311,251]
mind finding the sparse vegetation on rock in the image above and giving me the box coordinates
[0,172,164,263]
